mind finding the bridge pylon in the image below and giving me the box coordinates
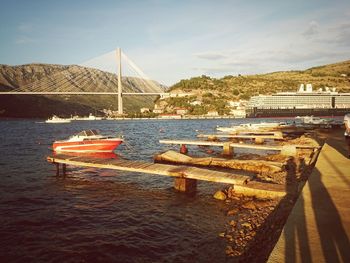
[117,48,123,115]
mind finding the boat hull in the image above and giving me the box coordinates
[53,139,123,153]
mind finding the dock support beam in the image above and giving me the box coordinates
[223,142,233,157]
[55,163,60,176]
[62,164,66,176]
[55,163,67,176]
[254,137,265,144]
[174,177,197,194]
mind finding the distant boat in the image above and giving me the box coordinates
[45,115,71,123]
[53,129,123,153]
[295,116,331,125]
[217,122,288,132]
[72,113,103,121]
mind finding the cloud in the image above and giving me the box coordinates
[331,22,350,46]
[302,20,319,38]
[15,36,36,44]
[18,23,33,33]
[194,51,228,60]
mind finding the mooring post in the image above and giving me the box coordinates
[174,177,197,194]
[180,144,188,154]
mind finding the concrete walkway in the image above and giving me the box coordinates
[268,130,350,263]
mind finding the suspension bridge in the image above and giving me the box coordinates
[0,48,168,115]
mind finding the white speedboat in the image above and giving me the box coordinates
[45,115,71,123]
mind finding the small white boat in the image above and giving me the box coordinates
[73,113,103,121]
[217,122,288,132]
[45,115,71,123]
[295,116,330,125]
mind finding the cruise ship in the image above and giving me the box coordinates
[246,84,350,117]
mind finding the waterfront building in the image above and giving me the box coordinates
[140,107,150,113]
[247,84,350,117]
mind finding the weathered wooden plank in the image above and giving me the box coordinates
[159,139,283,151]
[47,155,251,185]
[197,134,285,140]
[159,139,320,151]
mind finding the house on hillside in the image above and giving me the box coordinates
[153,108,163,114]
[190,100,202,106]
[140,107,150,113]
[207,110,219,116]
[174,107,188,115]
[230,108,246,118]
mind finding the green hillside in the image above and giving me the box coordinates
[156,60,350,115]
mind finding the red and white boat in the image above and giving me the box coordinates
[53,129,123,153]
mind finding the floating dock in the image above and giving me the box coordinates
[47,154,286,198]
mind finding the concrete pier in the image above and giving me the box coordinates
[268,130,350,262]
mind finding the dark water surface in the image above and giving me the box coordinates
[0,118,270,263]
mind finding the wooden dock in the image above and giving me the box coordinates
[159,139,319,156]
[47,154,286,198]
[197,134,285,140]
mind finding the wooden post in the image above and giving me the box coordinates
[62,164,67,176]
[222,142,233,157]
[55,163,60,176]
[174,177,197,194]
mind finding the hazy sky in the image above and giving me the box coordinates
[0,0,349,85]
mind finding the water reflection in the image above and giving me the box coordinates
[53,151,119,160]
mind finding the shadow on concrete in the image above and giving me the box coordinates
[282,166,350,263]
[309,168,350,262]
[282,158,312,263]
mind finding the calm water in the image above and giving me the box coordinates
[0,118,276,263]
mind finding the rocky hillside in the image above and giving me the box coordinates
[0,63,166,118]
[156,60,350,115]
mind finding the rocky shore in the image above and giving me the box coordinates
[212,135,323,261]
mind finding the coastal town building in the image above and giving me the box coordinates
[190,100,202,106]
[174,107,188,115]
[153,108,163,114]
[207,110,219,117]
[140,107,150,113]
[230,109,247,118]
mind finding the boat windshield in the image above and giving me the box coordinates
[75,129,100,137]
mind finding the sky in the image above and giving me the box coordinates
[0,0,349,86]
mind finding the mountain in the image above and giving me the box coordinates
[155,60,350,115]
[0,63,166,118]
